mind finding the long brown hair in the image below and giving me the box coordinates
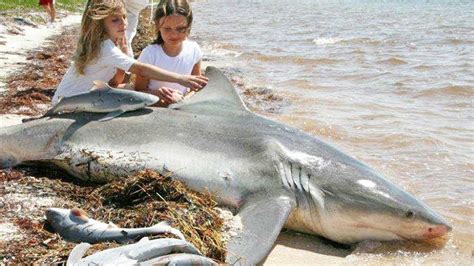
[153,0,193,45]
[74,0,126,74]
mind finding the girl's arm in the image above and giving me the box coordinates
[191,60,202,76]
[108,37,129,87]
[134,74,150,92]
[109,69,126,87]
[129,62,208,91]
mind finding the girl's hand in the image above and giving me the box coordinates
[151,87,183,106]
[178,75,209,91]
[114,37,128,55]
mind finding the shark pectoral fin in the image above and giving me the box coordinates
[226,195,296,265]
[99,110,125,122]
[66,242,91,265]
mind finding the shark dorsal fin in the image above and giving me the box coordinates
[91,80,112,91]
[170,66,250,114]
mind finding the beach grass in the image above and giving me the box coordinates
[0,0,86,11]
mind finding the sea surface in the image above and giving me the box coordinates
[191,0,473,264]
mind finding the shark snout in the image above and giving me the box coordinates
[45,208,68,224]
[422,224,451,240]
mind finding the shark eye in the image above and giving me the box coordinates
[405,210,415,218]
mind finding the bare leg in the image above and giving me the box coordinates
[41,4,55,23]
[49,3,56,22]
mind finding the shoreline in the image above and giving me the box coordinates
[0,12,82,95]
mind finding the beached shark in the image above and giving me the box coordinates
[0,67,451,265]
[46,207,185,244]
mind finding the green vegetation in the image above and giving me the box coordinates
[0,0,87,12]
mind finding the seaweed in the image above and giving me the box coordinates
[0,168,226,264]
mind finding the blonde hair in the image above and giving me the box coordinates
[74,0,126,75]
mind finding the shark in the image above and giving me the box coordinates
[0,67,451,265]
[67,238,206,265]
[32,80,159,122]
[45,207,185,244]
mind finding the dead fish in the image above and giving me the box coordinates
[25,80,158,122]
[66,237,203,265]
[46,207,184,244]
[140,253,217,265]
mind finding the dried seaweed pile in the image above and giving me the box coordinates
[94,169,225,261]
[0,168,226,264]
[0,27,78,115]
[131,7,156,58]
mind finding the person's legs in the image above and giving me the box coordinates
[39,0,55,23]
[49,2,56,23]
[42,5,52,21]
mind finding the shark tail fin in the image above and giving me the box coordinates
[66,242,91,265]
[152,221,186,240]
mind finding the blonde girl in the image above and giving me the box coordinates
[52,0,207,105]
[135,0,202,106]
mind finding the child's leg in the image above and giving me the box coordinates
[49,2,56,22]
[40,5,51,22]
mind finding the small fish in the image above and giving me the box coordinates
[25,80,159,123]
[66,237,203,265]
[46,207,185,244]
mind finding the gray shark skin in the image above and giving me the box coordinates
[44,80,159,122]
[66,237,202,265]
[139,253,217,265]
[0,67,451,265]
[46,208,185,244]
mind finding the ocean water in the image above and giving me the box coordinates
[190,0,473,264]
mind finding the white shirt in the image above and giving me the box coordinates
[125,0,149,54]
[52,40,136,105]
[138,40,202,94]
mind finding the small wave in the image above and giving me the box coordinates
[378,57,408,65]
[248,53,340,66]
[416,85,473,98]
[312,37,342,46]
[207,48,242,58]
[202,42,243,58]
[339,37,385,46]
[413,64,434,71]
